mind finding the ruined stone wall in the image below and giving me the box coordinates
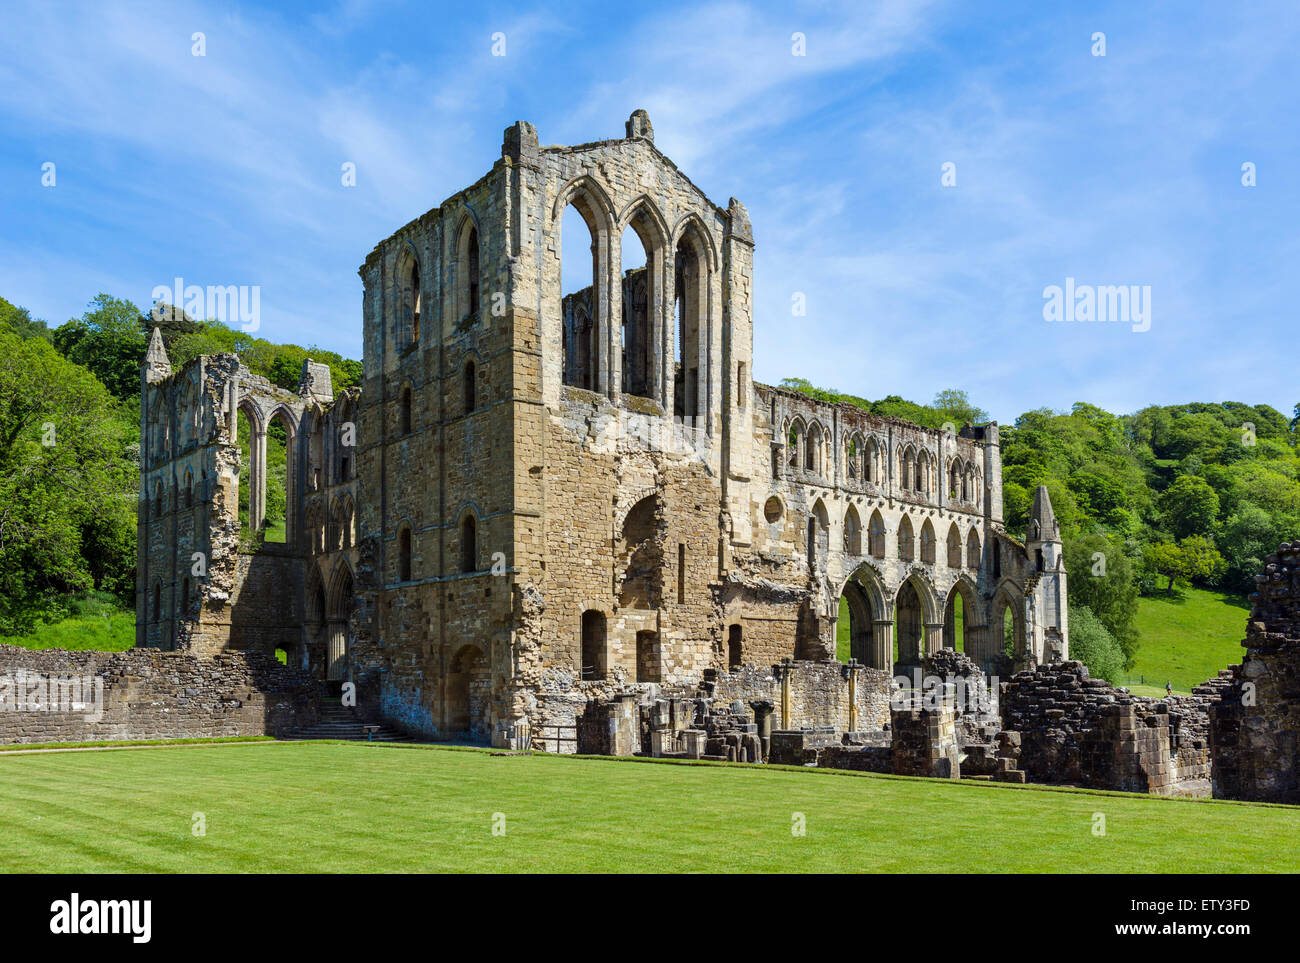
[1210,542,1300,802]
[0,646,315,744]
[139,346,357,682]
[1002,662,1213,794]
[708,660,892,732]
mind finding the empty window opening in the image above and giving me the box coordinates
[561,202,598,391]
[727,624,743,669]
[461,515,478,573]
[399,527,412,581]
[581,610,607,681]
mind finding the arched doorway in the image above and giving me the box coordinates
[325,562,354,691]
[895,580,925,674]
[942,579,982,655]
[835,567,890,669]
[991,587,1027,670]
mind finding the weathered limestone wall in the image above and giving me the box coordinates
[0,646,316,744]
[1210,542,1300,802]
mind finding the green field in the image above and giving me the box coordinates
[0,742,1294,873]
[0,612,134,651]
[1128,586,1249,693]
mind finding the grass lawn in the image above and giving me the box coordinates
[1128,586,1250,693]
[0,611,134,651]
[0,742,1294,873]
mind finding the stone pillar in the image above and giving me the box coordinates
[847,660,859,732]
[924,621,944,658]
[872,620,893,672]
[327,623,347,680]
[776,659,792,729]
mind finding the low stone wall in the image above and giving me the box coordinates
[1001,661,1214,794]
[0,645,316,744]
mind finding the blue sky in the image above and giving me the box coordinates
[2,0,1296,424]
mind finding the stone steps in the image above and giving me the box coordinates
[281,703,412,742]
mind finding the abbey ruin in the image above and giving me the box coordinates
[131,111,1066,751]
[0,111,1293,804]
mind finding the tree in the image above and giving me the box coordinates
[0,296,52,342]
[1160,474,1220,540]
[0,327,136,633]
[1144,536,1226,593]
[1068,605,1125,683]
[1219,503,1295,593]
[1064,534,1140,669]
[932,388,988,429]
[52,294,149,400]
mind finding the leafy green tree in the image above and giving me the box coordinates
[1217,504,1282,593]
[0,327,135,633]
[1064,534,1140,669]
[1144,536,1226,593]
[932,388,988,429]
[52,294,149,400]
[1068,605,1126,683]
[1160,474,1220,540]
[0,296,52,342]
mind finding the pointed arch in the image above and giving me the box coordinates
[325,558,355,622]
[992,583,1027,667]
[305,562,327,624]
[920,518,936,564]
[843,503,863,555]
[555,177,614,394]
[673,217,711,420]
[868,508,886,558]
[898,514,915,561]
[453,212,482,325]
[396,241,423,348]
[943,576,981,653]
[551,174,617,232]
[619,196,669,400]
[459,508,479,573]
[787,417,806,469]
[967,526,982,569]
[805,420,824,472]
[946,521,962,568]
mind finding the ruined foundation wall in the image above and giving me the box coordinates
[0,646,316,744]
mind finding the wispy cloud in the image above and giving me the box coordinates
[0,0,1296,422]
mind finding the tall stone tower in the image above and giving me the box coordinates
[355,111,756,746]
[1025,485,1068,662]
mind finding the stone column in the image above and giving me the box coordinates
[924,622,945,658]
[872,620,893,672]
[327,623,347,680]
